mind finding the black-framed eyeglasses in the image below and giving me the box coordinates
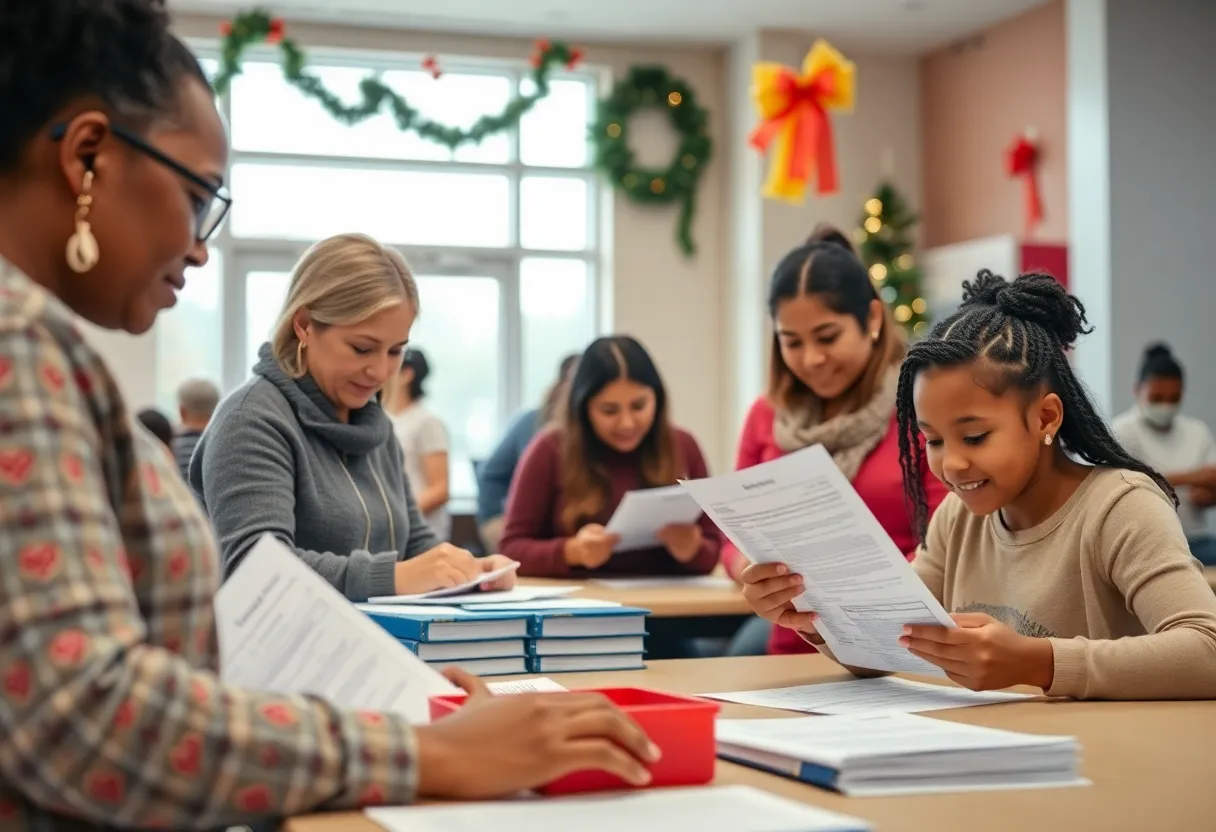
[50,122,232,243]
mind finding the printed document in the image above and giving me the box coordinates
[215,534,457,723]
[702,677,1033,715]
[604,484,704,552]
[366,785,871,832]
[486,677,569,694]
[679,444,954,674]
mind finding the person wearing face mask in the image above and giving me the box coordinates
[499,335,721,578]
[1112,343,1216,565]
[726,224,949,656]
[0,4,659,827]
[192,233,517,600]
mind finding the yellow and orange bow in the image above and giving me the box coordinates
[750,40,855,203]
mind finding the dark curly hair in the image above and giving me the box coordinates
[896,269,1176,543]
[1138,342,1184,384]
[0,0,206,171]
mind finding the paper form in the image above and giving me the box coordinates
[215,534,458,723]
[679,444,954,675]
[365,785,871,832]
[604,484,705,552]
[367,585,579,606]
[592,575,736,590]
[472,598,623,611]
[702,677,1033,715]
[486,677,569,694]
[368,560,521,603]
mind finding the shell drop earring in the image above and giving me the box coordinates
[65,170,99,274]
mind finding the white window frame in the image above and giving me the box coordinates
[188,41,607,435]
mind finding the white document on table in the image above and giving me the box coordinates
[365,784,871,832]
[592,575,736,590]
[367,585,579,606]
[702,677,1034,715]
[604,484,704,552]
[370,560,521,602]
[678,444,954,675]
[215,534,457,724]
[486,677,569,694]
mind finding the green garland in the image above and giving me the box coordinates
[590,66,712,257]
[210,9,579,151]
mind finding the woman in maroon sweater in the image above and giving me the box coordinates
[500,335,722,577]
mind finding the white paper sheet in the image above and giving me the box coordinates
[472,598,623,611]
[604,484,705,552]
[370,560,521,602]
[215,534,457,723]
[702,677,1034,715]
[367,585,579,606]
[592,575,736,590]
[485,677,569,694]
[678,444,955,675]
[365,785,871,832]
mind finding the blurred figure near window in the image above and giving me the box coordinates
[477,353,579,553]
[173,377,220,481]
[136,408,176,468]
[385,348,452,541]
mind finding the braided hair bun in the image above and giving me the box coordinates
[959,270,1092,351]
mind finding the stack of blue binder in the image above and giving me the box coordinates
[357,603,650,676]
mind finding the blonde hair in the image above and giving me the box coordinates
[272,233,420,378]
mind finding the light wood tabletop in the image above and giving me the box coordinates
[284,655,1216,832]
[517,575,751,618]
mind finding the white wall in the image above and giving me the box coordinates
[80,324,157,410]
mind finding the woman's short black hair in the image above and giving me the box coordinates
[1138,342,1184,384]
[0,0,206,172]
[401,348,430,400]
[136,407,174,449]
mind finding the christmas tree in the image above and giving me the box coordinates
[855,181,927,335]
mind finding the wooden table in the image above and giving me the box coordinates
[285,655,1216,832]
[518,576,751,618]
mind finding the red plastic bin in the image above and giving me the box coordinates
[428,686,719,795]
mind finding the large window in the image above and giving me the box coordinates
[160,50,602,503]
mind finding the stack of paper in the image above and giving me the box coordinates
[702,677,1034,715]
[715,712,1086,796]
[366,784,872,832]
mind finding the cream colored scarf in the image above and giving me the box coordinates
[772,366,899,481]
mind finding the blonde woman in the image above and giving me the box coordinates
[191,233,516,601]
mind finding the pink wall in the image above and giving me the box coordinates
[920,0,1067,248]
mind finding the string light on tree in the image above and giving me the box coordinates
[856,181,928,333]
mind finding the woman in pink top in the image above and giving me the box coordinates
[726,225,948,656]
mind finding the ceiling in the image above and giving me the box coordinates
[171,0,1049,53]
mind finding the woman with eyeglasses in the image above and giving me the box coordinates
[0,2,658,828]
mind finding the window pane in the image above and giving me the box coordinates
[155,254,223,413]
[244,271,293,374]
[230,164,510,248]
[520,258,594,408]
[520,177,588,251]
[231,62,510,163]
[410,277,501,500]
[519,78,591,168]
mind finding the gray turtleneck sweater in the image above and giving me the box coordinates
[190,345,441,601]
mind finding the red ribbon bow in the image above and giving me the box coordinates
[1005,135,1042,234]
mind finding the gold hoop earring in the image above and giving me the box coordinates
[1044,434,1053,446]
[296,340,307,372]
[66,170,99,274]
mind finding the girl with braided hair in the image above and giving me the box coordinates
[744,270,1216,699]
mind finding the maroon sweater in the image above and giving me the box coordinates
[500,427,723,577]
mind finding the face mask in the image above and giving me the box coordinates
[1140,402,1179,429]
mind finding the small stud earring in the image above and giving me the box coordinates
[871,331,880,342]
[1044,434,1053,446]
[66,170,99,274]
